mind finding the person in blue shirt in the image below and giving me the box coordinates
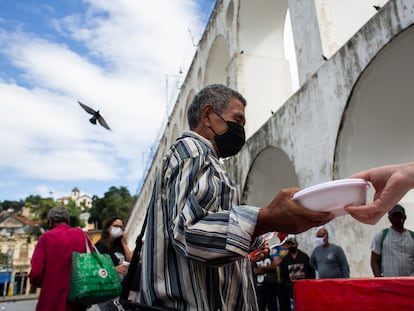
[310,228,350,279]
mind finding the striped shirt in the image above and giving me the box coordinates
[140,131,260,310]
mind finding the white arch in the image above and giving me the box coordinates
[238,0,293,137]
[335,25,414,276]
[204,34,230,85]
[242,146,299,207]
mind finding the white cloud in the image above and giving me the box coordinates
[0,0,207,199]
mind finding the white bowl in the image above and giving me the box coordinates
[292,178,369,217]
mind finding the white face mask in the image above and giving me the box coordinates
[110,226,123,239]
[315,237,325,247]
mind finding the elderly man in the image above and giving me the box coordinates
[30,206,89,311]
[139,84,333,310]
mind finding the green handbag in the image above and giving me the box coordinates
[68,233,122,305]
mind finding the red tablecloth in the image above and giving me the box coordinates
[294,277,414,311]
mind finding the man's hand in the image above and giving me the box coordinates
[253,188,334,238]
[249,241,270,262]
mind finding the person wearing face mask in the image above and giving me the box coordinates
[137,84,333,310]
[309,227,350,279]
[279,237,315,311]
[370,204,414,277]
[95,217,132,281]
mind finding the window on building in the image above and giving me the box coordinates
[19,244,28,260]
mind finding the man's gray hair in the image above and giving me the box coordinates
[187,84,247,130]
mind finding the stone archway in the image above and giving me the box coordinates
[333,25,414,276]
[204,34,230,86]
[238,0,292,136]
[242,146,298,207]
[335,25,414,229]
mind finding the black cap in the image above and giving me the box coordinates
[47,206,70,222]
[388,204,406,217]
[286,236,298,245]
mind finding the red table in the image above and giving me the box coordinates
[294,277,414,311]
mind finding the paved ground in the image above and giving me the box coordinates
[0,295,113,310]
[0,296,104,310]
[0,294,38,303]
[0,297,38,311]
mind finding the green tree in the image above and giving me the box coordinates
[25,195,43,205]
[0,252,8,270]
[25,196,56,221]
[1,200,24,212]
[89,186,132,229]
[23,196,85,229]
[65,200,85,228]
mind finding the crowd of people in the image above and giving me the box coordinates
[29,85,414,311]
[251,228,351,311]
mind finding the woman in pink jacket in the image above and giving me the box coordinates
[30,206,90,311]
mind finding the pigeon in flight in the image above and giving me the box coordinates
[78,101,111,130]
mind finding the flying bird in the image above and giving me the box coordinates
[78,101,111,130]
[373,5,381,11]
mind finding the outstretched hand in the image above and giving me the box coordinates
[345,162,414,224]
[254,188,334,238]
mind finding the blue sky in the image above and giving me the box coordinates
[0,0,215,201]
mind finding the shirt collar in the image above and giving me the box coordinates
[183,130,218,157]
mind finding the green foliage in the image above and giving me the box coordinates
[25,196,56,221]
[65,200,85,228]
[0,252,8,270]
[1,185,133,232]
[1,200,24,212]
[24,225,44,240]
[89,186,132,229]
[25,195,43,205]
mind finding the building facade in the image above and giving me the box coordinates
[57,187,92,211]
[0,211,40,296]
[126,0,414,277]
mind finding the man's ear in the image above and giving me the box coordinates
[201,104,214,125]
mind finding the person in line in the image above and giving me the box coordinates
[252,237,279,311]
[370,204,414,277]
[95,216,132,281]
[270,233,289,311]
[346,161,414,224]
[279,237,315,311]
[310,227,350,279]
[138,84,333,310]
[30,206,89,311]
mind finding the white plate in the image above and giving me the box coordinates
[292,178,369,217]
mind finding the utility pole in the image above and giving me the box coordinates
[165,73,183,117]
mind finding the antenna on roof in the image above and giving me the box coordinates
[187,27,198,47]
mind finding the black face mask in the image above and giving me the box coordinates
[288,246,298,253]
[212,111,246,158]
